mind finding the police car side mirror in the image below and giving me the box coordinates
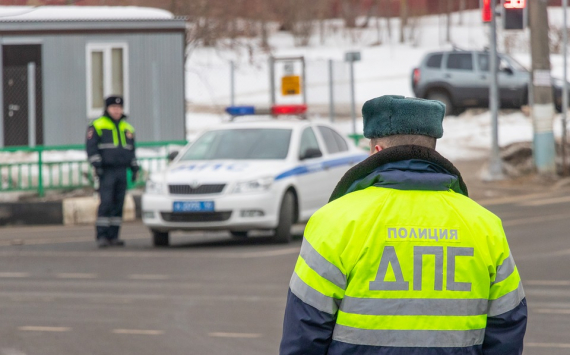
[168,151,179,162]
[300,148,323,160]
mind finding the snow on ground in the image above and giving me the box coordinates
[186,8,570,108]
[186,7,570,163]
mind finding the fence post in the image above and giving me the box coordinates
[230,60,235,107]
[152,62,161,141]
[28,62,36,147]
[37,147,44,197]
[329,59,335,123]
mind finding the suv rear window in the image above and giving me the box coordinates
[446,53,473,71]
[426,54,443,68]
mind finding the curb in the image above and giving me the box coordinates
[0,201,64,226]
[0,194,142,227]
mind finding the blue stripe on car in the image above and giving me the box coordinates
[275,154,367,181]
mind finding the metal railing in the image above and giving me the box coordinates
[0,140,187,197]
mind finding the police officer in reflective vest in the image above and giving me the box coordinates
[280,95,527,355]
[86,96,139,248]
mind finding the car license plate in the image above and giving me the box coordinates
[173,201,215,212]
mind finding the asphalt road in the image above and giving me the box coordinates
[0,190,568,354]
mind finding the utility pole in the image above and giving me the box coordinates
[486,0,503,181]
[562,0,568,175]
[529,0,556,175]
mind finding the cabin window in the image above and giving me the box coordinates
[86,43,128,118]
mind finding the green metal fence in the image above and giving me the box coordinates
[0,140,187,197]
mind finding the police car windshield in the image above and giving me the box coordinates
[180,128,292,160]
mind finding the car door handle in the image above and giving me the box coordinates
[445,74,452,78]
[480,75,487,79]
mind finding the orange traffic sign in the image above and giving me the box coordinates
[281,75,301,96]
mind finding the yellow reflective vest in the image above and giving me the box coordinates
[285,148,525,353]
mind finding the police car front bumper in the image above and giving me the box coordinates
[141,192,281,232]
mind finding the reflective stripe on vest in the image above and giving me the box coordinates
[92,116,135,148]
[332,325,486,347]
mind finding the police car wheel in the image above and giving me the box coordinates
[230,231,248,238]
[273,192,294,244]
[152,230,170,247]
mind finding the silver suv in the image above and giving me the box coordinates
[411,50,566,115]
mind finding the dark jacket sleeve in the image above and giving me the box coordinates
[86,125,102,168]
[130,131,139,173]
[483,298,527,355]
[280,290,336,355]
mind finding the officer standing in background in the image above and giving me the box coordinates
[86,96,139,248]
[280,95,526,355]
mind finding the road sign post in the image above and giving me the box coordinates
[345,51,361,136]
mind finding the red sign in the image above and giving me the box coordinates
[504,0,526,9]
[482,0,492,22]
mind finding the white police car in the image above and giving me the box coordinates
[142,119,367,246]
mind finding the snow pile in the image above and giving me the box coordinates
[185,7,570,163]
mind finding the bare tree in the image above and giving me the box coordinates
[315,0,332,45]
[360,0,379,28]
[383,0,392,40]
[459,0,466,25]
[340,0,360,28]
[400,0,408,43]
[446,0,452,43]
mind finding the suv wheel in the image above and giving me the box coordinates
[152,230,169,247]
[427,91,455,116]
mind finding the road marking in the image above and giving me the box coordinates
[208,332,262,338]
[478,192,556,206]
[526,280,570,286]
[534,308,570,314]
[502,213,569,227]
[229,247,301,259]
[0,247,302,259]
[0,235,147,247]
[0,272,29,278]
[1,348,28,355]
[56,273,97,279]
[128,274,171,280]
[113,329,164,335]
[526,342,570,348]
[19,326,70,332]
[518,195,570,206]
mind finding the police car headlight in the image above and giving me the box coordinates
[145,180,166,195]
[232,177,273,194]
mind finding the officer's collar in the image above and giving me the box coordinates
[103,111,127,121]
[329,145,468,202]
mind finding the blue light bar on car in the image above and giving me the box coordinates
[225,106,256,116]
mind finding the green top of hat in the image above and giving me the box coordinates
[362,95,445,139]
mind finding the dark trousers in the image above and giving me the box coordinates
[96,167,127,241]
